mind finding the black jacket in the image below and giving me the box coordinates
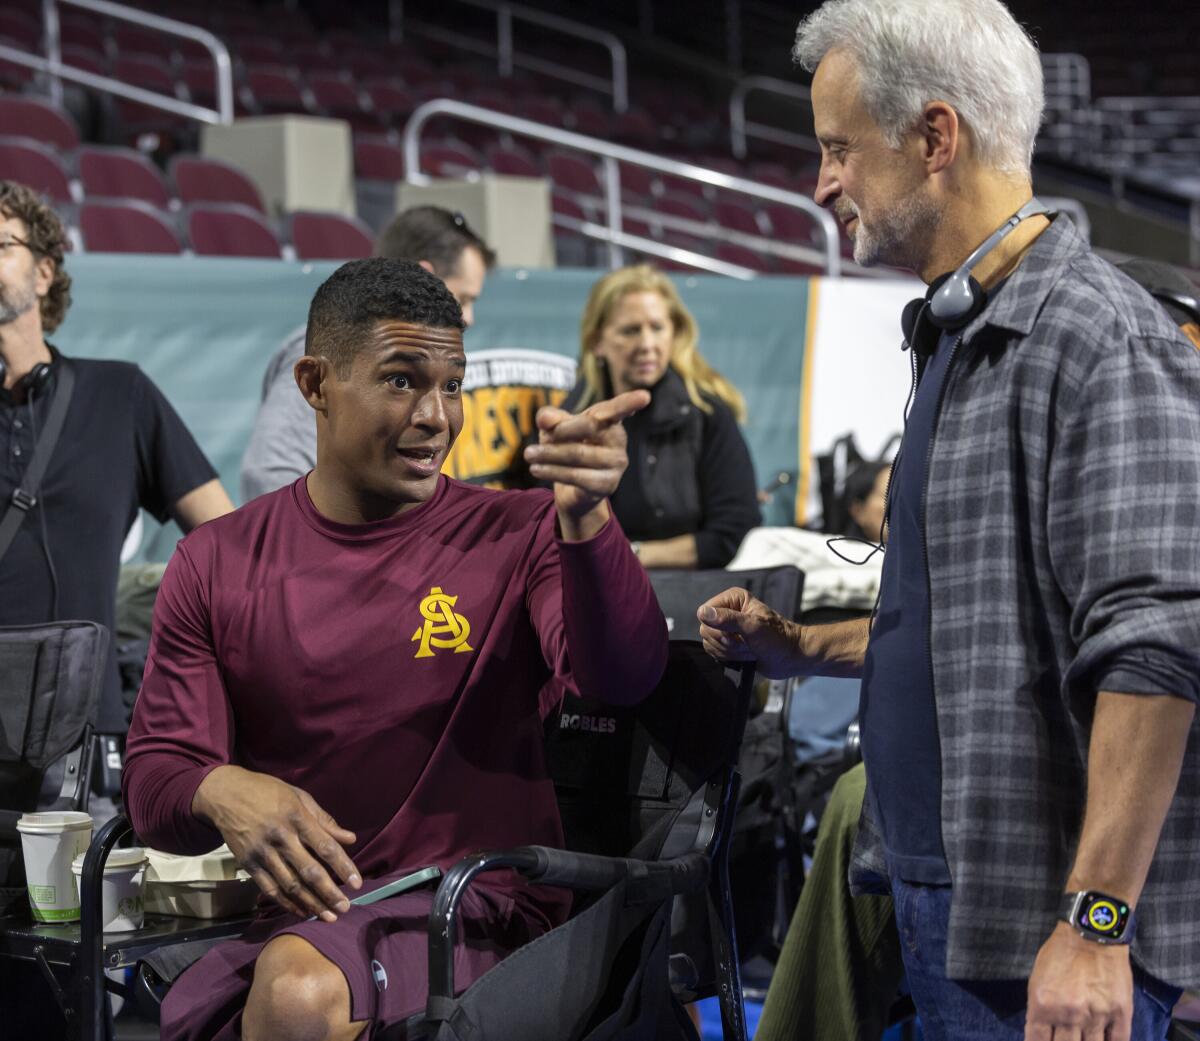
[564,368,761,568]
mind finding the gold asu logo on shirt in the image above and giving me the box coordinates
[412,587,474,659]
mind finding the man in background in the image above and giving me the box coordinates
[0,179,233,1036]
[0,179,232,740]
[240,205,494,500]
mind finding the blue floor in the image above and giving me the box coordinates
[695,995,924,1039]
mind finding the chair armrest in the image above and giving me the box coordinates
[426,845,709,1018]
[80,813,134,1041]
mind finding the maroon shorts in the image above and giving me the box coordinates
[161,876,536,1041]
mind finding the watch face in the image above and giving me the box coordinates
[1075,893,1130,939]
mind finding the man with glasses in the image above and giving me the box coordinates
[240,206,495,502]
[0,180,233,727]
[0,179,234,1034]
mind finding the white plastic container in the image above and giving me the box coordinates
[144,845,258,919]
[16,811,93,923]
[71,846,148,932]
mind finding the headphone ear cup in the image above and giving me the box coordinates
[926,274,987,331]
[15,362,53,399]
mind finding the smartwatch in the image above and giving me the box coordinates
[1058,890,1135,944]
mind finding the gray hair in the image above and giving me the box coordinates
[793,0,1044,178]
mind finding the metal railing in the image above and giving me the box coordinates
[0,0,233,126]
[729,75,818,160]
[394,0,628,112]
[402,99,842,278]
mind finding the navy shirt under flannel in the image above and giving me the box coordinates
[860,327,956,885]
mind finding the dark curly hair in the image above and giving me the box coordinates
[0,180,72,332]
[305,258,465,377]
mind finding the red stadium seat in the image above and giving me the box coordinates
[181,60,220,107]
[656,193,710,224]
[80,200,182,254]
[658,170,712,201]
[0,137,76,203]
[546,151,601,196]
[775,256,825,276]
[485,144,541,178]
[0,96,80,151]
[59,18,105,55]
[236,39,284,66]
[61,44,108,78]
[615,108,659,148]
[287,210,373,260]
[420,141,481,179]
[0,9,40,50]
[242,65,310,116]
[187,202,282,257]
[170,155,265,213]
[354,136,407,182]
[361,80,416,129]
[77,145,172,207]
[468,89,516,116]
[113,54,188,134]
[517,97,566,128]
[714,199,765,236]
[763,203,820,244]
[291,45,343,75]
[620,163,658,201]
[111,24,177,65]
[715,242,771,272]
[308,74,369,126]
[346,52,391,81]
[570,104,612,138]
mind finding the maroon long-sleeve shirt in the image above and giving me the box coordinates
[123,476,667,930]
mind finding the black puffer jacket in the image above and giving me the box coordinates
[563,368,761,568]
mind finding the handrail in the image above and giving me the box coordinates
[730,75,818,161]
[0,0,234,125]
[396,0,628,112]
[403,99,842,276]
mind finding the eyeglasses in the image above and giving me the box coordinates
[0,234,33,255]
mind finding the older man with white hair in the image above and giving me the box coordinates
[697,2,1200,1039]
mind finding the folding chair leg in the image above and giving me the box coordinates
[707,771,748,1041]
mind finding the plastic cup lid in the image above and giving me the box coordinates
[16,811,93,833]
[71,847,148,873]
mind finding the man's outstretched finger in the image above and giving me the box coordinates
[585,389,652,427]
[535,405,570,434]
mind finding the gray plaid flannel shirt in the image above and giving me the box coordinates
[849,216,1200,986]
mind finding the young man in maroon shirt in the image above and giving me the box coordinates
[123,259,668,1041]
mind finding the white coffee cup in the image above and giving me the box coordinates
[72,847,149,932]
[16,811,93,923]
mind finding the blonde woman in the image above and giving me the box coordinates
[565,265,760,569]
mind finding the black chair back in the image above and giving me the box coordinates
[645,566,804,642]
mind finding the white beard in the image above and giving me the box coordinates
[847,188,941,270]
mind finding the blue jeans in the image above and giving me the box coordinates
[890,876,1183,1041]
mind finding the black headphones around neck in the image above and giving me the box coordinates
[0,358,54,400]
[901,197,1053,355]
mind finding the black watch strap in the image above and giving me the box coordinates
[1058,890,1135,945]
